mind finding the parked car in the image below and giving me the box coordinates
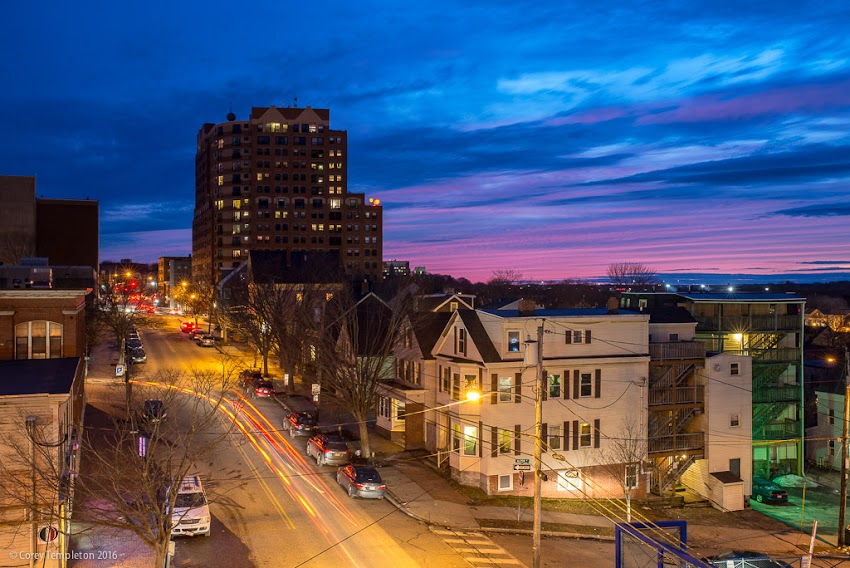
[180,320,197,333]
[751,477,788,504]
[188,329,201,340]
[198,334,216,347]
[705,550,793,568]
[129,347,147,364]
[143,399,166,423]
[127,338,143,350]
[250,379,275,398]
[284,411,317,437]
[336,465,386,499]
[239,369,263,389]
[169,475,211,537]
[306,434,350,466]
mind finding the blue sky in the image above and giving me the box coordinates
[2,1,849,284]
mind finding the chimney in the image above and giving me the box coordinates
[518,298,536,317]
[607,297,619,314]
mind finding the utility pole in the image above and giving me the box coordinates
[839,347,850,547]
[532,321,544,568]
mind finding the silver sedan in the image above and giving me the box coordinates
[336,465,386,499]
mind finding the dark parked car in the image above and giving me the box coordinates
[284,412,317,437]
[128,347,147,364]
[336,465,386,499]
[751,477,788,504]
[198,334,216,347]
[705,550,793,568]
[127,338,143,350]
[143,399,166,423]
[306,434,350,466]
[250,379,275,398]
[239,369,263,388]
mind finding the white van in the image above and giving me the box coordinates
[170,475,211,537]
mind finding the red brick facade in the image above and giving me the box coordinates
[0,291,88,361]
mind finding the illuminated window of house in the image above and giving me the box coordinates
[463,425,477,456]
[499,429,512,454]
[451,373,461,401]
[508,331,520,352]
[217,175,224,186]
[15,321,63,360]
[549,374,561,398]
[579,423,592,447]
[464,375,478,398]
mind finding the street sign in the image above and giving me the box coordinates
[513,464,532,471]
[115,365,125,377]
[38,526,58,543]
[311,383,321,395]
[312,394,319,402]
[514,458,530,465]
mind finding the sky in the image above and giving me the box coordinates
[2,1,850,285]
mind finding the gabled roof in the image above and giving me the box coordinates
[410,312,453,359]
[480,307,636,318]
[415,293,475,312]
[354,294,394,357]
[0,358,81,396]
[456,310,501,363]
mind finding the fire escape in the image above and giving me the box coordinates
[647,341,706,495]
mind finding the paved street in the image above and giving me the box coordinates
[79,317,475,568]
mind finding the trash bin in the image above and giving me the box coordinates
[844,525,850,547]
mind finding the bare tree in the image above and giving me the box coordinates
[0,368,237,568]
[314,288,412,458]
[596,416,647,522]
[606,262,658,289]
[0,231,35,266]
[488,269,523,286]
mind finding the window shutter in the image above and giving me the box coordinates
[563,369,570,399]
[563,421,570,451]
[478,421,483,458]
[573,370,580,399]
[491,373,498,404]
[594,419,601,448]
[585,329,592,344]
[565,331,572,344]
[463,331,468,357]
[541,423,548,449]
[572,420,579,450]
[595,369,601,399]
[514,424,521,455]
[542,371,548,401]
[438,365,442,391]
[515,372,522,404]
[453,328,457,354]
[491,426,498,458]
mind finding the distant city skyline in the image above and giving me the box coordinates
[2,2,849,284]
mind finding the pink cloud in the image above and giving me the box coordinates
[638,79,850,124]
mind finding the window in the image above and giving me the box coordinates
[548,425,561,450]
[557,469,582,492]
[464,375,478,398]
[508,331,520,352]
[625,464,638,489]
[457,328,466,354]
[829,409,835,425]
[730,414,739,427]
[829,439,836,456]
[463,425,477,456]
[579,423,592,448]
[452,424,461,452]
[379,397,391,419]
[15,321,63,360]
[669,333,679,342]
[580,373,592,397]
[451,373,461,401]
[396,401,406,421]
[441,367,450,392]
[548,374,561,398]
[573,330,583,343]
[499,376,512,402]
[499,429,512,454]
[498,474,513,491]
[731,363,740,376]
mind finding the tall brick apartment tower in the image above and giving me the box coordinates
[192,105,383,284]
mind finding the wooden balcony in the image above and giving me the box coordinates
[648,432,704,456]
[648,385,705,407]
[649,342,705,360]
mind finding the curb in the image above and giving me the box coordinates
[382,488,615,541]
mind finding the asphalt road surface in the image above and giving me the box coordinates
[132,318,475,568]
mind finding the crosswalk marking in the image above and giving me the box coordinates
[430,527,527,568]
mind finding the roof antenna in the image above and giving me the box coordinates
[294,96,298,108]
